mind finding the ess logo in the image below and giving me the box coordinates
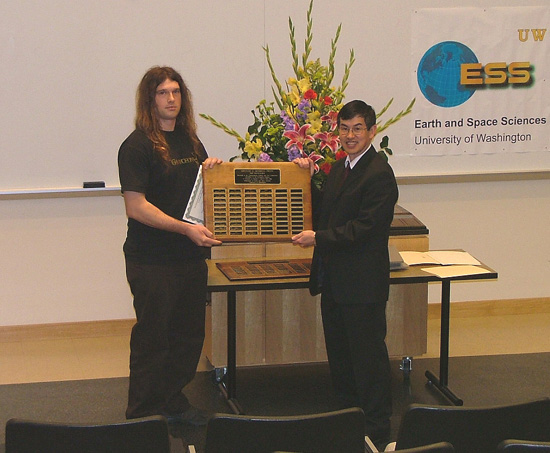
[417,41,534,108]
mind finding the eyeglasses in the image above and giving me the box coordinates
[155,88,181,98]
[338,125,369,136]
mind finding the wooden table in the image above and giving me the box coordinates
[207,256,497,413]
[205,208,430,370]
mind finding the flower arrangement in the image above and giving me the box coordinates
[200,1,414,190]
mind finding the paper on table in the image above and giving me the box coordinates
[421,265,491,278]
[182,166,204,225]
[427,251,481,266]
[399,250,481,266]
[399,251,439,266]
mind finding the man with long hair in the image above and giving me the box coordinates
[118,66,222,425]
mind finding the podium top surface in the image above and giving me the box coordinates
[391,205,429,236]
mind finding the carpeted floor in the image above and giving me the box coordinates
[1,353,549,452]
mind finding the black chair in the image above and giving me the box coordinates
[5,415,170,453]
[383,398,550,453]
[498,439,550,451]
[202,407,366,453]
[365,441,454,452]
[394,444,455,453]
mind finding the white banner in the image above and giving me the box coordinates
[411,7,550,156]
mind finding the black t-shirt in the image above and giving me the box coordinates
[118,127,208,264]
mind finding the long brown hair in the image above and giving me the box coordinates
[135,66,201,163]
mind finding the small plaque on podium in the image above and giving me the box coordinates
[203,162,313,242]
[216,258,312,281]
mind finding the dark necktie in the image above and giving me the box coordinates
[344,161,350,180]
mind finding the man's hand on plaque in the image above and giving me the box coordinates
[202,157,224,169]
[292,157,315,177]
[291,230,316,248]
[183,222,222,247]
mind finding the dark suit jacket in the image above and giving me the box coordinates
[309,146,398,305]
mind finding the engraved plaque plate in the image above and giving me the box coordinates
[203,162,312,242]
[216,258,312,280]
[234,168,281,184]
[390,205,429,235]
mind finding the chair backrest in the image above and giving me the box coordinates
[498,439,550,452]
[394,398,550,453]
[397,442,455,452]
[5,415,170,453]
[204,407,365,453]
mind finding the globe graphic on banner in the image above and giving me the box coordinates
[417,41,478,108]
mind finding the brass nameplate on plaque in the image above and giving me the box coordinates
[216,259,312,281]
[203,162,312,242]
[234,168,281,184]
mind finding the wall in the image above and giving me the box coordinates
[1,0,549,326]
[1,194,133,325]
[1,0,548,192]
[1,178,549,326]
[398,177,550,303]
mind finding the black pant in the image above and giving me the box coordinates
[321,284,392,434]
[125,259,207,419]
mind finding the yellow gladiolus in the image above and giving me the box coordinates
[288,85,301,105]
[297,77,311,93]
[244,138,263,158]
[307,111,322,133]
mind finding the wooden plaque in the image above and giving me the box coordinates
[203,162,312,242]
[216,258,312,280]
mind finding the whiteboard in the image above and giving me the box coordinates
[1,0,548,192]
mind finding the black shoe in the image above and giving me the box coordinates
[165,405,210,426]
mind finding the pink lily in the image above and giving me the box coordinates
[321,111,339,131]
[283,123,314,152]
[314,131,341,153]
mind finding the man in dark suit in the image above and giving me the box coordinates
[292,100,398,448]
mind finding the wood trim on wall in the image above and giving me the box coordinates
[0,319,134,343]
[428,297,550,320]
[2,297,549,342]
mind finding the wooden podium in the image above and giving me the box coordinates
[204,205,429,369]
